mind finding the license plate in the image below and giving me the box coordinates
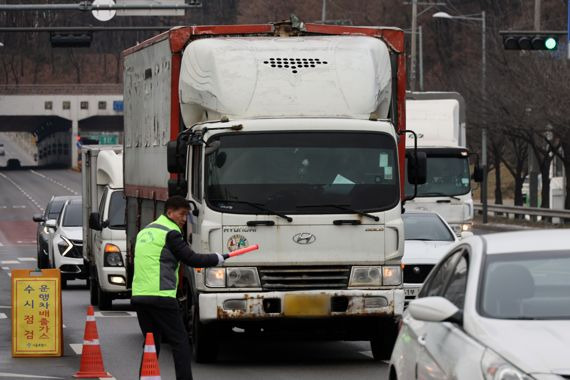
[283,294,330,317]
[404,287,420,297]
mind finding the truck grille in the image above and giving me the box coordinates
[258,266,350,291]
[403,264,435,284]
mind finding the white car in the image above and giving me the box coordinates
[402,212,458,302]
[45,197,87,287]
[390,229,570,380]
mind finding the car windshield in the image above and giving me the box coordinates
[403,213,455,241]
[47,199,66,220]
[107,191,126,229]
[62,201,82,227]
[206,132,399,214]
[480,251,570,320]
[405,154,470,197]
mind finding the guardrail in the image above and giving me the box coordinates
[474,203,570,222]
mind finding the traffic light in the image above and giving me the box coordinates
[50,32,93,48]
[501,32,559,51]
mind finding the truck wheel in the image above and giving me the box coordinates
[370,320,399,361]
[191,304,218,363]
[97,284,112,310]
[89,277,99,306]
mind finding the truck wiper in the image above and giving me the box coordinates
[209,198,293,222]
[297,203,380,222]
[418,192,461,201]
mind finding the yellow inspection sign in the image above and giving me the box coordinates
[11,268,63,357]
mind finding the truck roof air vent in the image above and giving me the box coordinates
[263,57,328,74]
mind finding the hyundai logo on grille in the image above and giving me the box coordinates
[413,266,421,274]
[292,233,316,245]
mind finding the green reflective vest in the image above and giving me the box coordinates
[132,215,181,298]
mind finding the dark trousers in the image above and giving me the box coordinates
[134,303,193,380]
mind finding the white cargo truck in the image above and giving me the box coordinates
[405,92,482,236]
[123,20,425,362]
[81,145,128,310]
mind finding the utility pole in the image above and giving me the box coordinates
[418,25,424,91]
[481,10,488,223]
[321,0,327,23]
[529,0,541,215]
[410,0,418,91]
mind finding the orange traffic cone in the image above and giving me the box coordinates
[140,333,161,380]
[74,305,112,378]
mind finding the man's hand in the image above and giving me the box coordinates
[215,253,226,266]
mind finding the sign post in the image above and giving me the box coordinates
[11,269,63,357]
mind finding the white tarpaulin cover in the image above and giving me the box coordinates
[179,36,392,125]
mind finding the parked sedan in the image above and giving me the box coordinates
[390,229,570,380]
[45,197,87,286]
[33,195,74,268]
[402,211,458,302]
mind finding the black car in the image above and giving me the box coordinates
[32,195,76,268]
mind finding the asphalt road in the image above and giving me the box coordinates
[0,168,389,379]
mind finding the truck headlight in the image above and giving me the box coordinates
[349,267,382,287]
[481,348,534,380]
[104,244,124,267]
[227,268,260,288]
[382,266,402,286]
[205,268,226,288]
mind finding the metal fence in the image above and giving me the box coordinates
[474,203,570,224]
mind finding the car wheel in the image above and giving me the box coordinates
[191,303,218,363]
[97,284,112,310]
[90,277,99,306]
[61,279,68,289]
[370,319,399,361]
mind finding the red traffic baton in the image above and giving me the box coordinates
[223,244,259,259]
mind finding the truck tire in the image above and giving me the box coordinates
[97,284,113,310]
[191,304,218,363]
[370,319,399,361]
[89,277,99,306]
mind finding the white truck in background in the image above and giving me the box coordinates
[405,92,482,236]
[81,145,129,310]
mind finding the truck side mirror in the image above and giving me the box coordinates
[407,151,427,185]
[167,140,186,174]
[168,178,188,197]
[33,214,45,223]
[472,166,484,183]
[89,212,102,231]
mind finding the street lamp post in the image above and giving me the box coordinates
[433,10,488,223]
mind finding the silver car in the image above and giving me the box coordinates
[390,229,570,380]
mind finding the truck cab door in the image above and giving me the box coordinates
[188,145,204,244]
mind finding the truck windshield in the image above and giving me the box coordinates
[108,191,126,229]
[206,132,399,214]
[405,155,470,197]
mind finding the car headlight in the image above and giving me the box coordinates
[103,243,124,267]
[349,266,382,287]
[205,268,226,288]
[227,267,260,288]
[57,236,73,256]
[481,348,534,380]
[462,223,472,232]
[382,266,402,286]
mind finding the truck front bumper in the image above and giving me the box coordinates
[199,289,404,322]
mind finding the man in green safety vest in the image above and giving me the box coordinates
[131,195,226,380]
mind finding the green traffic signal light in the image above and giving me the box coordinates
[545,37,558,50]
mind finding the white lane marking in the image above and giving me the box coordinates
[12,205,26,209]
[31,170,79,195]
[18,258,36,262]
[69,343,83,355]
[94,311,137,318]
[0,172,44,212]
[0,313,7,319]
[0,206,7,209]
[1,261,19,265]
[63,324,66,328]
[7,273,11,277]
[1,267,9,271]
[0,241,3,247]
[0,306,10,309]
[0,373,64,379]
